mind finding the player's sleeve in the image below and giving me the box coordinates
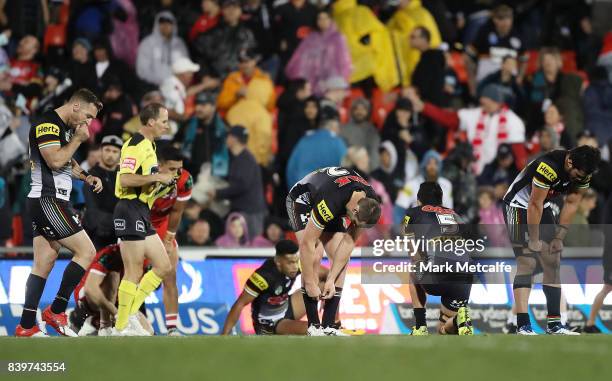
[402,209,417,237]
[573,174,591,190]
[118,145,142,175]
[531,160,558,190]
[34,122,61,150]
[177,171,193,201]
[243,269,270,297]
[310,197,340,230]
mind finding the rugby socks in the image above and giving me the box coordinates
[560,311,568,326]
[130,270,163,315]
[20,274,47,329]
[543,285,562,328]
[517,313,531,328]
[301,287,321,326]
[166,314,178,330]
[116,280,138,330]
[322,287,342,327]
[414,308,426,329]
[51,261,86,314]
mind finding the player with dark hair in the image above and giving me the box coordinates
[222,240,328,335]
[404,182,474,336]
[150,146,193,335]
[16,88,104,337]
[112,103,175,335]
[286,166,381,335]
[503,145,601,335]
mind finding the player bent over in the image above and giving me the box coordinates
[503,145,600,335]
[222,240,329,335]
[16,89,104,337]
[287,167,381,336]
[404,182,474,336]
[112,103,175,335]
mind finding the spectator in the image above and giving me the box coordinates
[184,219,214,246]
[407,84,527,174]
[576,131,612,204]
[123,90,164,140]
[387,0,442,87]
[242,0,276,76]
[371,140,403,202]
[68,0,126,43]
[211,126,267,239]
[136,11,189,87]
[276,81,314,170]
[0,0,48,41]
[340,98,380,170]
[99,77,137,140]
[565,189,598,247]
[225,101,273,167]
[181,91,229,180]
[189,0,220,42]
[286,109,347,189]
[477,186,508,247]
[160,56,219,136]
[68,38,98,93]
[527,125,562,162]
[395,149,453,222]
[217,47,275,113]
[110,0,140,69]
[193,0,256,79]
[215,212,251,248]
[333,0,398,92]
[478,143,519,187]
[0,103,25,171]
[285,8,352,97]
[92,39,138,99]
[477,55,525,112]
[442,142,478,223]
[274,0,317,67]
[32,67,72,117]
[83,135,122,249]
[8,35,42,99]
[583,66,612,147]
[320,76,349,111]
[381,97,425,182]
[527,47,583,145]
[250,217,286,248]
[410,26,446,106]
[467,4,525,87]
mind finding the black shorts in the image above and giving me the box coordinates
[253,303,295,335]
[29,197,83,240]
[419,273,473,312]
[113,199,156,241]
[285,193,346,233]
[502,204,556,251]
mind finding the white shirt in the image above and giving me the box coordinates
[395,175,454,210]
[458,107,525,174]
[95,60,110,79]
[159,75,186,137]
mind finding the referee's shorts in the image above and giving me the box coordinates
[29,197,83,240]
[113,199,156,241]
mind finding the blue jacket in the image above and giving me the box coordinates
[286,129,347,189]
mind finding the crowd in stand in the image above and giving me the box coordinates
[1,0,612,250]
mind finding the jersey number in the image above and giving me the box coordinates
[436,213,459,235]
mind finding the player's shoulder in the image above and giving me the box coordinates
[178,169,194,190]
[530,149,566,182]
[248,259,275,290]
[31,111,63,136]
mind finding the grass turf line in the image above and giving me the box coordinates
[0,335,611,381]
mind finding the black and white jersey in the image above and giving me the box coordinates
[28,111,73,201]
[503,150,590,209]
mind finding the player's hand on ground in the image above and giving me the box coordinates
[527,239,542,253]
[74,124,90,142]
[155,172,175,185]
[304,281,321,299]
[321,279,336,300]
[86,175,103,193]
[549,238,563,255]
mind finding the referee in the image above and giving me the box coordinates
[112,103,174,335]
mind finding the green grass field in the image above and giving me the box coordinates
[1,335,611,381]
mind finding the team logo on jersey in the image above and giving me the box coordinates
[317,200,334,222]
[249,273,269,291]
[35,123,60,138]
[403,215,411,226]
[121,157,137,170]
[536,162,557,182]
[295,193,310,205]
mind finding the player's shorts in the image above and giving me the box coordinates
[113,199,156,241]
[502,203,556,251]
[418,273,473,312]
[253,303,295,335]
[29,197,83,240]
[286,193,346,233]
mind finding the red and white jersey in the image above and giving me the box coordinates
[151,169,193,226]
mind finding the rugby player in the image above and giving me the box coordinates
[150,146,193,336]
[404,182,474,336]
[112,103,174,336]
[222,240,329,335]
[287,166,381,336]
[16,89,104,337]
[503,145,600,335]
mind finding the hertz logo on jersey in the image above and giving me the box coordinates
[248,272,269,291]
[536,162,557,182]
[35,123,60,138]
[317,200,334,222]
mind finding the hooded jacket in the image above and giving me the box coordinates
[215,212,251,248]
[136,11,189,86]
[339,98,381,169]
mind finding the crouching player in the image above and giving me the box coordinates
[222,240,328,335]
[404,182,474,336]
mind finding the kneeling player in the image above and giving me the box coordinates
[404,182,473,336]
[222,240,328,335]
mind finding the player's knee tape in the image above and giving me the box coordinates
[513,274,532,290]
